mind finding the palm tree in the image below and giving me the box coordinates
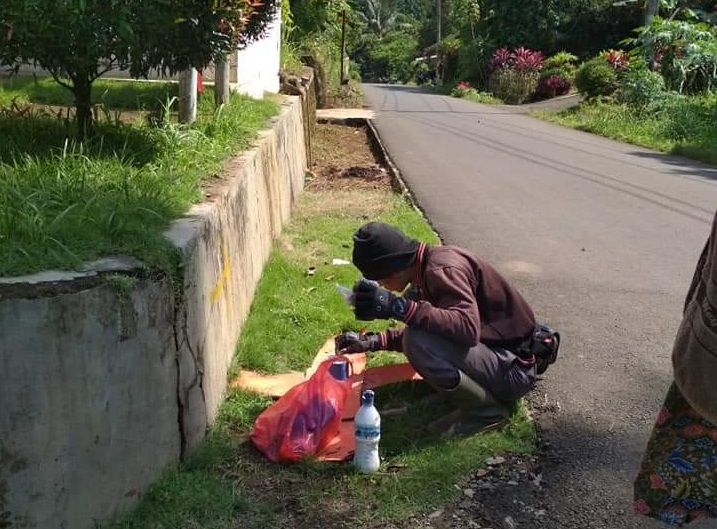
[354,0,401,38]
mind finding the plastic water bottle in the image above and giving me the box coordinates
[354,389,381,473]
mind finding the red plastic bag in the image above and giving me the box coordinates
[250,356,352,463]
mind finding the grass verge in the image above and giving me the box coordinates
[0,76,181,112]
[532,95,717,165]
[0,80,278,277]
[103,125,537,529]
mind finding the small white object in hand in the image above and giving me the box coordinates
[336,284,355,306]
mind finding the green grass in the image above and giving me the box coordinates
[460,90,503,105]
[233,199,439,375]
[533,94,717,165]
[0,76,180,112]
[104,193,537,529]
[0,84,278,276]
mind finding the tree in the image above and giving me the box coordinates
[354,0,402,39]
[447,0,481,40]
[288,0,350,38]
[0,0,279,139]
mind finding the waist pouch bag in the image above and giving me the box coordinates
[251,356,352,463]
[532,324,560,375]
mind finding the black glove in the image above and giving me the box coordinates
[335,331,382,354]
[353,278,411,321]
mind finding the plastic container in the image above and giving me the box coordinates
[354,389,381,473]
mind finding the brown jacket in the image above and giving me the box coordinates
[673,210,717,423]
[379,243,536,352]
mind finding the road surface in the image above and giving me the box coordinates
[364,83,717,529]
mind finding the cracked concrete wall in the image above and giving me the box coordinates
[167,95,306,450]
[0,95,307,528]
[0,279,179,529]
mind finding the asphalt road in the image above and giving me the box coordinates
[363,83,717,529]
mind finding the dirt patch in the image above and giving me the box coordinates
[307,123,392,193]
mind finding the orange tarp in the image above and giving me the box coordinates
[231,337,423,462]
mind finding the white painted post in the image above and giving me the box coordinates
[214,56,231,106]
[179,68,198,124]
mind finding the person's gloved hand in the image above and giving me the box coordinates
[335,331,382,354]
[353,278,411,321]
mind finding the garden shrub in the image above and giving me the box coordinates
[535,51,578,100]
[536,71,572,99]
[542,51,578,72]
[615,64,665,110]
[450,81,502,103]
[575,55,620,99]
[489,69,539,103]
[488,46,543,104]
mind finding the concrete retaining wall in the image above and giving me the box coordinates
[0,95,307,529]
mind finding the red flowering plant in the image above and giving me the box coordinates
[606,49,630,71]
[488,46,544,104]
[489,47,513,72]
[450,80,471,97]
[536,74,572,99]
[512,47,545,73]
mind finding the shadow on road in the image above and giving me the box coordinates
[627,150,717,182]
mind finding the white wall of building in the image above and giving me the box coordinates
[234,9,282,99]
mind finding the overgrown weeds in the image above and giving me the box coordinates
[0,85,278,276]
[534,93,717,165]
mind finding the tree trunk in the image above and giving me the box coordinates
[644,0,659,26]
[214,56,231,107]
[644,0,660,69]
[179,69,198,124]
[73,77,93,140]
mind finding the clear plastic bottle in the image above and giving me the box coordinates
[354,389,381,473]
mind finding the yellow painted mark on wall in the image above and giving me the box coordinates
[210,243,233,311]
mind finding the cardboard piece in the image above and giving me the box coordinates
[232,336,424,462]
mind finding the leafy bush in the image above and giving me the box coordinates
[436,37,462,85]
[450,81,472,97]
[355,30,420,83]
[536,72,572,99]
[575,55,620,99]
[626,18,717,94]
[656,92,717,143]
[534,51,578,99]
[543,51,578,72]
[615,65,665,109]
[449,81,502,103]
[456,37,492,86]
[488,46,543,104]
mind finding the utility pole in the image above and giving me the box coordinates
[437,0,442,43]
[644,0,660,68]
[340,10,348,85]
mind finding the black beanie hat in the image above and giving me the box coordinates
[352,222,420,280]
